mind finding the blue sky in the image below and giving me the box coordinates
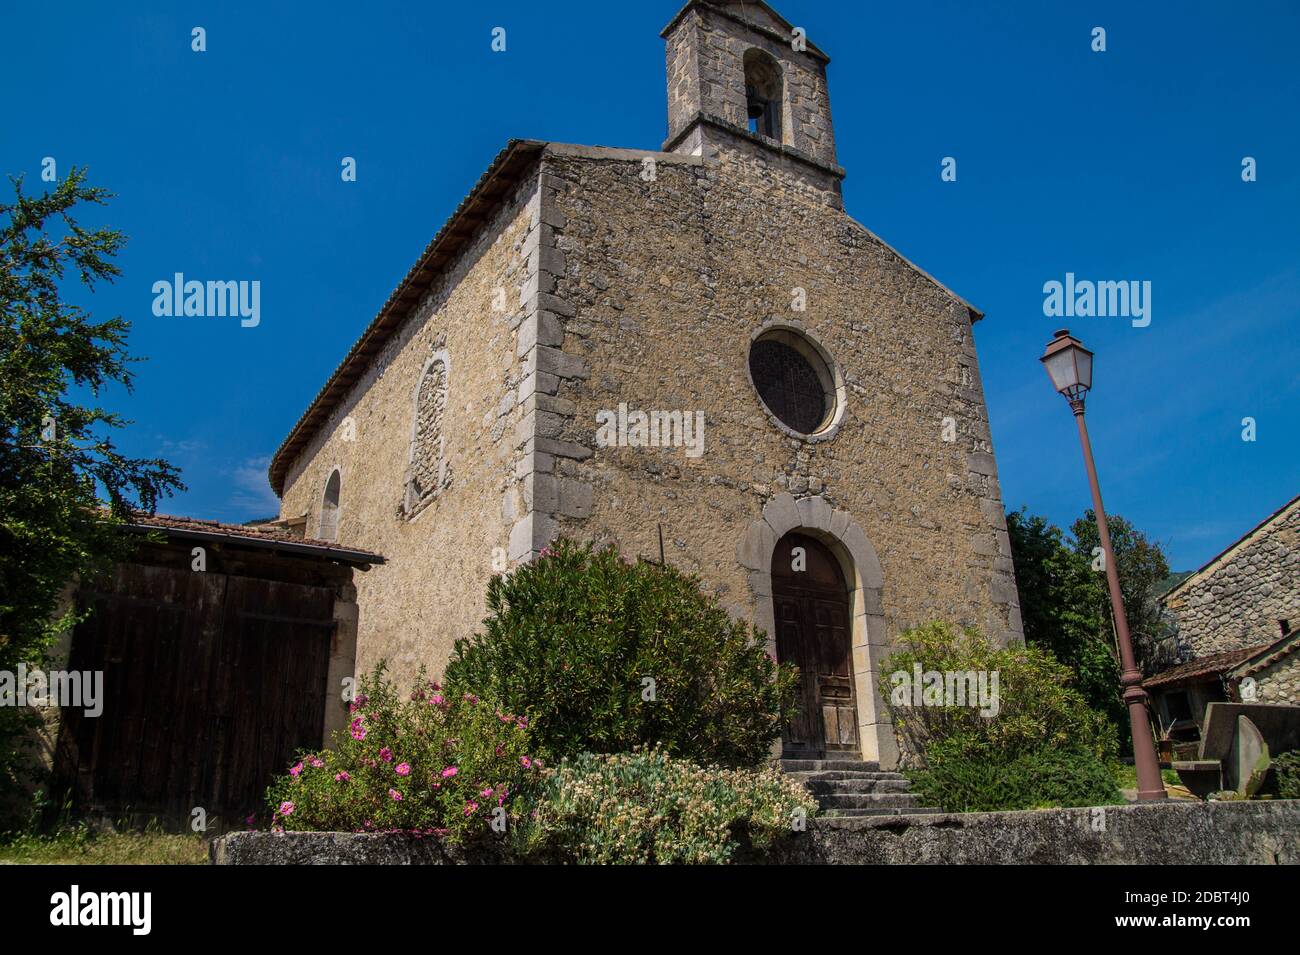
[3,0,1297,571]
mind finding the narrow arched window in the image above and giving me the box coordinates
[744,48,783,141]
[404,351,451,516]
[319,469,340,541]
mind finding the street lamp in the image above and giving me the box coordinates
[1040,328,1167,802]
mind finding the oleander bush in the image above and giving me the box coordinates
[264,663,542,842]
[514,748,818,864]
[445,538,798,768]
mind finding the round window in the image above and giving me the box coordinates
[747,330,838,436]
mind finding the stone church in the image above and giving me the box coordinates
[268,0,1021,768]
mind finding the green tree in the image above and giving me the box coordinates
[1070,510,1175,676]
[0,168,182,816]
[1005,510,1123,744]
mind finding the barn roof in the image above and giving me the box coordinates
[122,512,384,567]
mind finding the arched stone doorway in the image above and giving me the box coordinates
[772,532,858,757]
[736,492,897,768]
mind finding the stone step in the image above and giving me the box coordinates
[815,792,923,811]
[787,770,907,783]
[817,806,943,818]
[804,777,912,795]
[779,758,881,773]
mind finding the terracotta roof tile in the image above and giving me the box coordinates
[1143,643,1275,689]
[121,512,384,565]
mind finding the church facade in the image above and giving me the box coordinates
[269,0,1022,768]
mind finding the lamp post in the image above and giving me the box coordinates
[1040,328,1167,801]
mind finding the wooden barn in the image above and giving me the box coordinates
[50,514,382,828]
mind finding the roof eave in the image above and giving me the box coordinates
[121,522,385,567]
[267,139,547,497]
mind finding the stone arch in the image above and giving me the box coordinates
[743,47,784,141]
[736,492,896,767]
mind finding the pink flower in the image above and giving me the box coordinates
[379,747,394,763]
[480,786,493,798]
[350,717,367,741]
[516,717,528,730]
[335,771,350,782]
[354,694,368,707]
[463,693,478,704]
[396,763,411,777]
[441,766,458,778]
[520,756,532,769]
[495,744,505,757]
[464,801,479,816]
[389,789,403,802]
[429,693,446,707]
[497,788,508,807]
[289,761,303,778]
[278,801,295,817]
[310,757,324,768]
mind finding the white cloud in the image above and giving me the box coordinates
[226,455,281,518]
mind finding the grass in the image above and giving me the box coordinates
[1111,762,1182,792]
[0,824,208,865]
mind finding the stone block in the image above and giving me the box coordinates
[737,520,776,571]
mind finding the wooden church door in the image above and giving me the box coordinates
[772,532,859,758]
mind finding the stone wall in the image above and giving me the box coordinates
[663,3,839,173]
[212,800,1300,865]
[279,171,542,688]
[498,137,1021,768]
[1165,498,1299,657]
[1248,641,1300,706]
[532,140,1020,651]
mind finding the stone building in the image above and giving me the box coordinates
[1162,493,1299,658]
[268,0,1021,768]
[1147,493,1300,732]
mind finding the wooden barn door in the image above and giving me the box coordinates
[57,564,336,823]
[772,532,858,758]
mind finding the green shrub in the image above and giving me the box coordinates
[264,664,541,842]
[878,621,1118,765]
[909,735,1123,812]
[445,539,797,768]
[1275,750,1300,800]
[515,748,817,864]
[877,622,1121,812]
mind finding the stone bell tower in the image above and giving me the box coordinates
[661,0,845,201]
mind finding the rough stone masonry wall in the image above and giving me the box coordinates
[1251,646,1300,705]
[280,172,541,689]
[213,800,1300,865]
[665,6,837,170]
[531,141,1020,650]
[1165,501,1299,657]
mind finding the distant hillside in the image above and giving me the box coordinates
[1156,570,1194,596]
